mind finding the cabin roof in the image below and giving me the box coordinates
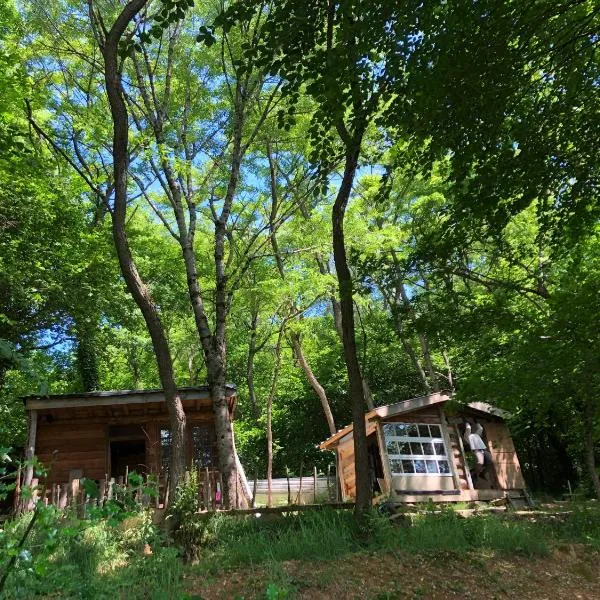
[22,385,236,411]
[319,393,509,450]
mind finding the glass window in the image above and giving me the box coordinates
[414,460,426,474]
[423,443,435,456]
[390,459,403,475]
[438,460,450,474]
[402,459,415,473]
[410,441,423,455]
[406,424,419,437]
[160,428,171,473]
[386,440,399,454]
[192,424,216,469]
[429,425,442,438]
[418,425,430,438]
[383,421,451,476]
[426,460,438,474]
[383,423,396,436]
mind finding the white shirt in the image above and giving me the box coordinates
[464,423,487,450]
[468,433,487,451]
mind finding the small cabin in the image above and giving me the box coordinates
[320,392,527,504]
[21,386,236,503]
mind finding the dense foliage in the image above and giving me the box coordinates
[0,0,598,499]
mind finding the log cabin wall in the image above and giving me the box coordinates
[29,393,224,486]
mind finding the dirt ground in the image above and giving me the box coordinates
[184,544,600,600]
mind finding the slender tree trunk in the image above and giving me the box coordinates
[75,320,99,392]
[317,257,374,409]
[291,333,336,436]
[384,287,429,391]
[331,144,370,516]
[442,349,454,392]
[583,399,600,499]
[247,307,260,419]
[398,281,439,391]
[266,328,284,507]
[101,0,186,500]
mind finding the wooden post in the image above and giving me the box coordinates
[438,407,461,491]
[218,472,224,508]
[204,467,211,511]
[296,462,304,504]
[70,478,80,513]
[22,409,38,510]
[13,464,21,514]
[125,465,129,486]
[58,485,68,509]
[286,467,291,505]
[107,478,114,501]
[455,423,474,490]
[375,421,392,495]
[313,466,317,504]
[99,479,106,507]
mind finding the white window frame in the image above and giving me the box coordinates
[383,422,452,477]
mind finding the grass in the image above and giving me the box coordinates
[1,503,600,598]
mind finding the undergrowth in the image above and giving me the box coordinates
[1,502,600,598]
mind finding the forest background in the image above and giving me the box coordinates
[1,0,599,500]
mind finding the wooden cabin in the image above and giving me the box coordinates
[320,392,528,504]
[21,386,236,495]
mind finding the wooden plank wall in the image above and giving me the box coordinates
[37,423,107,484]
[336,422,377,501]
[485,421,526,490]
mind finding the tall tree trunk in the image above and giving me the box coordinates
[290,332,336,436]
[266,328,284,507]
[317,257,374,409]
[247,306,260,419]
[331,144,370,516]
[397,281,439,391]
[75,321,99,392]
[584,399,600,499]
[101,0,186,500]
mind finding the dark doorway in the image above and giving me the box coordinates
[367,432,384,495]
[110,439,146,479]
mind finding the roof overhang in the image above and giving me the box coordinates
[22,385,236,412]
[319,392,508,451]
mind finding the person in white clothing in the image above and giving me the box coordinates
[464,420,492,482]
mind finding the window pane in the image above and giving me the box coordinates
[160,428,171,473]
[389,459,403,475]
[402,460,415,473]
[429,425,442,438]
[418,425,430,438]
[426,460,438,474]
[383,423,396,436]
[192,424,216,469]
[438,460,450,474]
[406,424,419,437]
[433,442,445,456]
[423,443,435,456]
[386,440,399,455]
[414,460,426,474]
[410,442,423,455]
[398,442,411,455]
[395,424,410,436]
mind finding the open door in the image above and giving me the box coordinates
[108,425,147,479]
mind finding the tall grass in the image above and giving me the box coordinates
[192,506,552,576]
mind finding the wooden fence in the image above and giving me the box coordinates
[15,466,340,513]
